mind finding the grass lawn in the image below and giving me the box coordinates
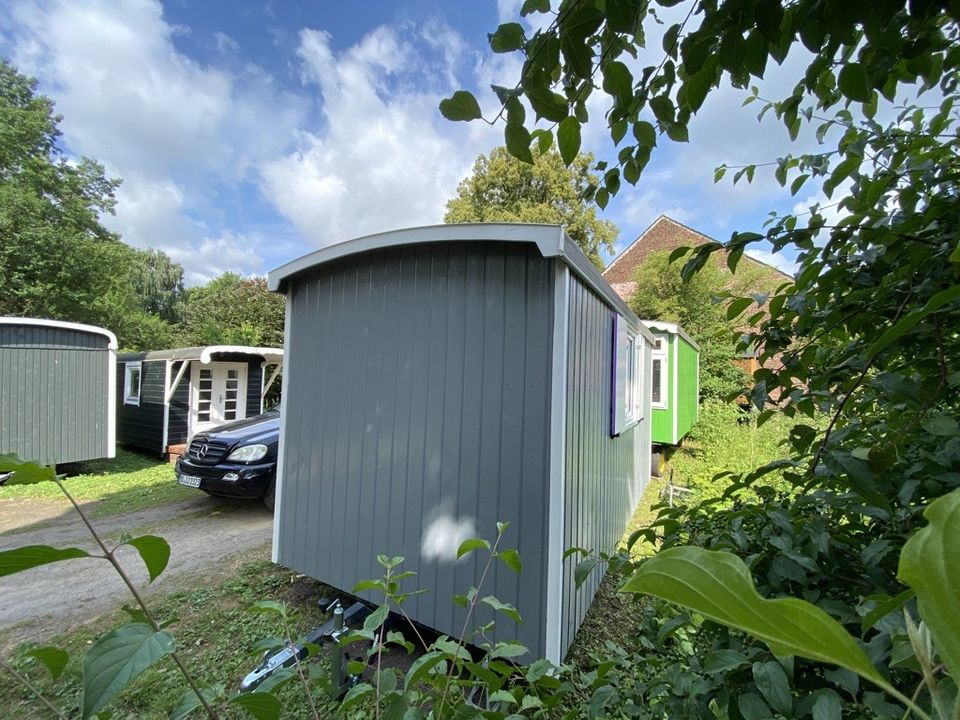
[0,450,195,518]
[1,553,340,720]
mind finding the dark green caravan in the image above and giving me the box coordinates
[1,317,117,465]
[268,223,655,663]
[115,346,283,457]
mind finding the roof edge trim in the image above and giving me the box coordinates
[641,320,700,351]
[0,317,118,350]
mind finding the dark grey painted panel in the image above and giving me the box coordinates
[0,324,111,465]
[116,360,167,455]
[277,242,553,657]
[560,274,651,656]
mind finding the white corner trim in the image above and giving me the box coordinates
[161,360,171,456]
[106,349,116,458]
[545,263,570,665]
[672,334,679,444]
[272,293,293,564]
[0,316,118,349]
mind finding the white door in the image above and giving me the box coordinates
[190,362,247,434]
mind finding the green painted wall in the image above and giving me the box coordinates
[675,336,699,440]
[650,333,674,444]
[649,330,699,446]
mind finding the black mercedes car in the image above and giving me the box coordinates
[175,409,280,509]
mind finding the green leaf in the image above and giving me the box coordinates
[439,91,482,122]
[811,689,843,720]
[649,95,675,123]
[838,63,870,103]
[123,535,170,583]
[666,122,689,142]
[620,547,884,684]
[363,604,390,633]
[866,285,960,358]
[481,596,522,624]
[489,689,516,705]
[588,685,618,715]
[230,691,281,720]
[738,693,772,720]
[752,661,792,715]
[602,61,633,107]
[490,641,528,659]
[248,600,287,617]
[0,545,90,578]
[25,646,69,680]
[520,0,550,15]
[898,488,960,681]
[703,649,750,673]
[633,120,656,149]
[170,685,225,720]
[922,414,959,436]
[340,682,374,711]
[0,454,57,485]
[489,23,526,53]
[504,122,534,165]
[861,590,915,633]
[82,623,175,718]
[499,548,522,574]
[457,537,491,559]
[574,557,599,589]
[557,116,581,165]
[404,651,446,689]
[727,297,753,320]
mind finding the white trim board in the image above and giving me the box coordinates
[0,316,118,349]
[272,292,293,563]
[545,262,570,665]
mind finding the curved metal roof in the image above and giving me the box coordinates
[268,223,651,340]
[119,345,283,363]
[641,320,700,351]
[0,317,118,350]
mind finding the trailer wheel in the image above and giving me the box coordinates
[263,478,276,511]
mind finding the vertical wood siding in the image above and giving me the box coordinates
[560,275,651,656]
[1,324,110,465]
[277,242,554,657]
[116,359,167,455]
[676,338,699,440]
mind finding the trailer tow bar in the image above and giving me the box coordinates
[239,600,371,697]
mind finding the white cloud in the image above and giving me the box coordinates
[5,0,311,284]
[259,25,500,247]
[746,248,798,276]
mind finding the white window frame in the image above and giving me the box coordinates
[124,361,142,406]
[651,339,668,410]
[611,313,643,436]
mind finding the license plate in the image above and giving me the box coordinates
[177,474,202,488]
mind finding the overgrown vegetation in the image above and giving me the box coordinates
[441,0,960,716]
[667,399,798,499]
[0,557,337,719]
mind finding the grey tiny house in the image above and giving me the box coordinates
[268,224,653,663]
[1,317,117,465]
[116,346,282,457]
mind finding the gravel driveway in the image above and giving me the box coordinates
[0,493,273,650]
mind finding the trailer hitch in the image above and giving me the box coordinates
[239,600,371,695]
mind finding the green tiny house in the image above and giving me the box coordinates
[643,321,700,447]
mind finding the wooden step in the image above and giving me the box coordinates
[166,444,187,465]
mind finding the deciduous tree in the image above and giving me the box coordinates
[445,146,617,268]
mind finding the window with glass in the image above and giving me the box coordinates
[651,338,668,409]
[124,362,142,406]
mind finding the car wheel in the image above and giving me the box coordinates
[263,479,276,511]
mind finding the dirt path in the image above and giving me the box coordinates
[0,496,274,650]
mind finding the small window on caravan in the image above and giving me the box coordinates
[611,314,643,436]
[124,362,142,406]
[651,337,667,409]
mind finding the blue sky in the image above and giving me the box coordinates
[1,0,811,284]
